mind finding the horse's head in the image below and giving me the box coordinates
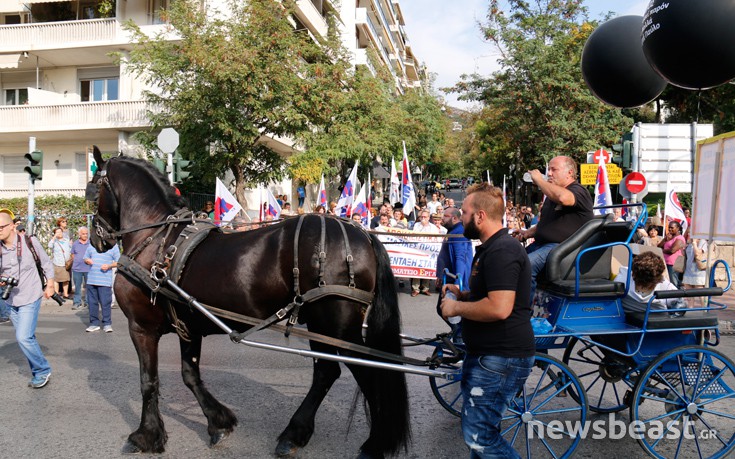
[86,145,119,252]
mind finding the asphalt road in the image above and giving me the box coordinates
[2,288,734,459]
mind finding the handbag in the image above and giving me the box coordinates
[65,254,73,271]
[673,251,685,274]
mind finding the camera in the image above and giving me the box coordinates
[49,292,65,306]
[1,276,19,300]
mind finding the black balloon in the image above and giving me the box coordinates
[642,0,735,90]
[582,15,667,108]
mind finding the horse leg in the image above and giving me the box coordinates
[122,329,168,454]
[179,335,238,447]
[346,362,408,459]
[275,344,342,458]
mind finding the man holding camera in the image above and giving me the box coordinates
[0,209,54,389]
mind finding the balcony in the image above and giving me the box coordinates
[295,0,328,38]
[354,48,377,77]
[0,100,153,134]
[0,18,119,53]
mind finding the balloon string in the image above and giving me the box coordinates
[696,90,702,123]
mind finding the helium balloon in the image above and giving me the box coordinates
[642,0,735,90]
[582,15,667,108]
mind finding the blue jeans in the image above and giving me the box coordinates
[72,271,88,306]
[461,354,535,458]
[0,298,9,319]
[526,242,558,304]
[8,298,51,378]
[667,265,681,288]
[87,285,112,327]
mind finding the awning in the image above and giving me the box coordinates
[0,53,21,69]
[373,160,391,179]
[0,0,23,13]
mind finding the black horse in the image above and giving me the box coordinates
[86,147,410,458]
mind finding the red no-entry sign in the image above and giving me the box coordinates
[592,148,611,164]
[624,172,647,194]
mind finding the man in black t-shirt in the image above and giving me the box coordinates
[513,156,593,303]
[440,183,534,458]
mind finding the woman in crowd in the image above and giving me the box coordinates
[658,221,686,287]
[47,227,71,300]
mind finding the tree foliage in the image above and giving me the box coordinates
[123,0,349,205]
[452,0,635,184]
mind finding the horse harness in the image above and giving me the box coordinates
[115,212,376,344]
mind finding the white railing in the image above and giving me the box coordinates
[0,188,85,199]
[295,0,328,38]
[0,18,120,53]
[0,101,154,133]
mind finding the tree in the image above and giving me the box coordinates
[451,0,635,185]
[659,84,735,134]
[122,0,350,204]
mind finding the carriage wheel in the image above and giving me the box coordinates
[630,345,735,459]
[429,343,464,418]
[562,337,638,413]
[502,353,588,459]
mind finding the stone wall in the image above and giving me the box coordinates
[714,241,734,287]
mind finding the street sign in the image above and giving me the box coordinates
[619,172,649,200]
[624,172,647,194]
[580,163,623,185]
[591,148,611,164]
[157,128,180,154]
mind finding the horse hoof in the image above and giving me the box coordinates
[275,438,299,458]
[209,430,230,448]
[121,440,143,454]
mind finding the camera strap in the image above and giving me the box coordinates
[24,235,47,289]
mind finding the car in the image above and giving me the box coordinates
[448,178,461,190]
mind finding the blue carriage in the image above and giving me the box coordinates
[429,204,735,459]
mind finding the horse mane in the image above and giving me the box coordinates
[113,156,189,210]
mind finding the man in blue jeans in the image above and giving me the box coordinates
[512,156,593,304]
[83,243,120,333]
[0,208,55,388]
[441,184,535,458]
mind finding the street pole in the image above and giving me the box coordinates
[167,151,174,184]
[27,136,36,235]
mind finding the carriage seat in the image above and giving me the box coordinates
[625,287,723,329]
[537,214,635,298]
[625,312,719,330]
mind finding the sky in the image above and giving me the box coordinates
[399,0,651,110]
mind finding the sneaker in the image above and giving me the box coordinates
[103,325,113,333]
[29,373,51,389]
[86,325,101,332]
[0,317,10,324]
[71,304,82,311]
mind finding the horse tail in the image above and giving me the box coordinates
[363,233,411,454]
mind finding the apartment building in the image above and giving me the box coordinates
[0,0,423,199]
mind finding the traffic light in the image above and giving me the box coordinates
[152,158,167,175]
[173,153,192,183]
[24,150,43,180]
[612,132,634,170]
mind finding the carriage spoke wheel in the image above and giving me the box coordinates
[502,353,588,459]
[429,345,464,418]
[630,345,735,459]
[562,337,637,413]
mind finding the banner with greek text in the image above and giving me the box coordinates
[376,228,443,279]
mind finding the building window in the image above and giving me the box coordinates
[80,78,119,102]
[4,88,28,106]
[149,0,170,24]
[1,155,29,188]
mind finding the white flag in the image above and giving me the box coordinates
[351,186,370,226]
[401,143,416,218]
[317,175,327,208]
[214,177,243,226]
[664,172,688,233]
[389,156,400,205]
[502,175,507,227]
[264,187,282,219]
[593,157,613,216]
[336,162,359,217]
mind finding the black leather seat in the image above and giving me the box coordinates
[626,312,719,330]
[537,214,634,298]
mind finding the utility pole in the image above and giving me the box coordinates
[27,137,36,235]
